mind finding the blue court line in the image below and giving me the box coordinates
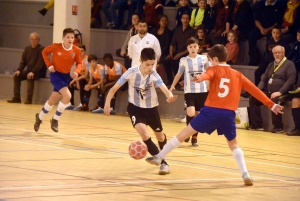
[2,135,300,181]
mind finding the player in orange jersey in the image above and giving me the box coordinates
[146,44,284,186]
[96,53,127,114]
[34,28,82,132]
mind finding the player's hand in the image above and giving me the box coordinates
[84,84,91,91]
[270,91,281,99]
[27,72,34,79]
[104,104,111,116]
[169,85,176,91]
[272,104,284,115]
[71,73,78,79]
[167,95,178,103]
[192,74,201,83]
[14,71,20,77]
[120,50,126,57]
[173,53,182,60]
[48,65,55,73]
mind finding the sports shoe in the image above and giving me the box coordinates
[7,97,21,103]
[191,137,198,146]
[73,103,82,111]
[50,118,58,132]
[287,129,300,136]
[78,105,89,111]
[242,172,253,186]
[65,103,75,110]
[247,125,264,131]
[92,107,104,113]
[271,127,283,133]
[145,156,163,166]
[159,164,170,175]
[110,108,116,115]
[180,117,186,123]
[34,113,42,132]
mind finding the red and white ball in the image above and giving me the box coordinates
[129,140,148,160]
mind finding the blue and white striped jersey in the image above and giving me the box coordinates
[117,66,163,108]
[178,54,209,93]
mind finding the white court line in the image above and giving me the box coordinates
[1,137,300,186]
[1,125,300,171]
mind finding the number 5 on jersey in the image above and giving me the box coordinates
[218,78,230,97]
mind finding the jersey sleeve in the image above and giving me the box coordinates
[199,67,215,81]
[152,70,163,87]
[178,58,185,74]
[241,74,275,109]
[115,64,122,75]
[73,48,82,75]
[42,44,55,68]
[117,68,132,85]
[104,66,108,75]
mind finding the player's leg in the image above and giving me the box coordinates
[50,87,72,132]
[78,79,89,111]
[186,106,197,145]
[66,78,76,110]
[288,96,300,136]
[92,88,104,113]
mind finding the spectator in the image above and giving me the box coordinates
[175,0,193,28]
[195,24,210,54]
[165,12,196,84]
[281,0,300,43]
[202,0,218,34]
[287,29,300,71]
[91,0,106,28]
[189,0,207,29]
[116,13,140,69]
[248,0,285,66]
[125,0,138,29]
[128,19,162,67]
[7,32,46,104]
[248,45,296,133]
[151,15,172,83]
[144,0,164,32]
[225,30,239,64]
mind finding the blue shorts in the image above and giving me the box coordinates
[190,106,236,141]
[50,71,70,92]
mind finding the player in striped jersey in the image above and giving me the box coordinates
[93,53,127,114]
[34,28,82,132]
[104,48,177,175]
[170,37,209,146]
[146,44,283,185]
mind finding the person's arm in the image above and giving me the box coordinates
[189,9,196,27]
[73,48,83,78]
[193,68,215,82]
[42,44,55,69]
[127,37,133,59]
[154,37,162,61]
[104,82,122,115]
[278,62,297,95]
[31,46,45,74]
[121,29,132,53]
[17,48,27,72]
[170,73,183,90]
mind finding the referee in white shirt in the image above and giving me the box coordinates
[128,19,161,68]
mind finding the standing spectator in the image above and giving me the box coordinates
[248,45,296,133]
[281,0,300,43]
[116,13,140,69]
[165,12,196,84]
[144,0,164,32]
[128,19,162,67]
[287,29,300,71]
[225,30,239,64]
[7,32,46,104]
[202,0,218,34]
[175,0,193,28]
[248,0,285,66]
[189,0,207,29]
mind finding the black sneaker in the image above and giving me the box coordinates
[34,113,42,132]
[50,118,58,132]
[271,127,283,133]
[184,137,190,142]
[191,137,198,146]
[287,129,300,136]
[7,97,21,103]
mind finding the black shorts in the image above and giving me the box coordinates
[184,92,208,111]
[127,103,163,132]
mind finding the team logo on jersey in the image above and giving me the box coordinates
[189,70,202,78]
[57,52,62,56]
[134,83,152,100]
[71,53,75,58]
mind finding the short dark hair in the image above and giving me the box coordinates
[103,53,113,60]
[63,28,75,37]
[77,44,86,51]
[181,12,190,19]
[132,13,141,20]
[207,44,227,62]
[187,37,199,46]
[272,25,281,32]
[140,48,155,61]
[88,54,98,62]
[138,19,147,24]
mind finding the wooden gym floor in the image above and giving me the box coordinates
[0,100,299,201]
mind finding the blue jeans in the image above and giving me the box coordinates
[110,0,127,27]
[102,0,113,23]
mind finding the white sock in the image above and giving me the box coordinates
[39,101,53,120]
[232,148,248,175]
[156,136,181,158]
[53,102,67,120]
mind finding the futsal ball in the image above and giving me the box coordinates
[129,140,148,160]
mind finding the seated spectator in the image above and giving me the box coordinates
[84,55,105,112]
[144,0,164,32]
[202,0,218,34]
[255,26,291,85]
[248,45,296,133]
[7,32,46,104]
[208,0,234,46]
[175,0,193,28]
[91,0,106,28]
[195,24,210,54]
[225,30,239,64]
[281,0,300,43]
[66,45,91,111]
[97,53,127,114]
[151,15,172,83]
[227,0,254,40]
[165,12,196,84]
[287,29,300,71]
[248,0,285,66]
[189,0,207,29]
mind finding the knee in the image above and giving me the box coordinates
[292,98,300,107]
[186,111,195,117]
[140,132,150,141]
[155,132,165,142]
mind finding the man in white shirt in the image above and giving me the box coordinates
[128,19,161,68]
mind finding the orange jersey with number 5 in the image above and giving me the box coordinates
[200,65,274,111]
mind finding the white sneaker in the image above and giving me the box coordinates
[65,102,75,110]
[92,107,104,113]
[159,164,170,175]
[180,117,186,123]
[73,103,82,111]
[110,107,116,115]
[242,172,253,186]
[145,156,162,166]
